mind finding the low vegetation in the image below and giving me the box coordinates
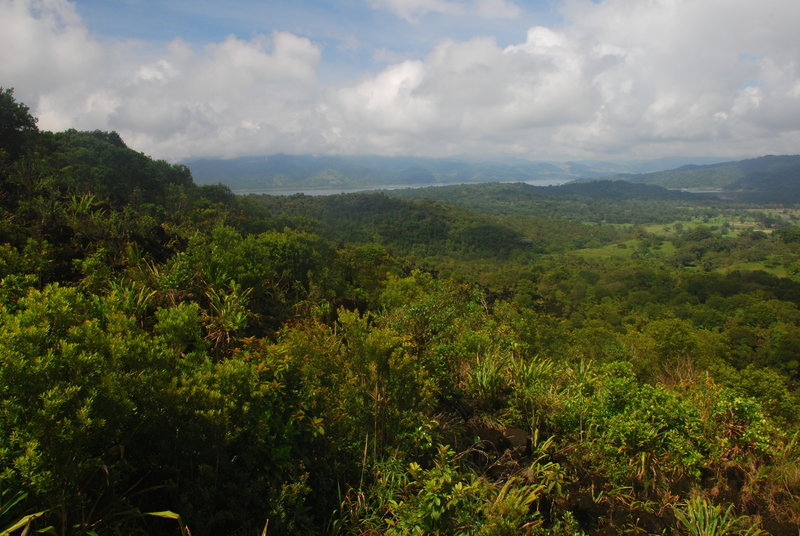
[2,88,799,535]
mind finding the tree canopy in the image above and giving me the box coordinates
[0,87,37,158]
[1,90,799,536]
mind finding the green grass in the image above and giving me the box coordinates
[568,240,638,260]
[716,258,794,278]
[568,238,677,260]
[639,213,775,237]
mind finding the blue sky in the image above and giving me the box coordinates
[70,0,559,79]
[70,0,558,42]
[2,0,800,161]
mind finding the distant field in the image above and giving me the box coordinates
[567,238,677,260]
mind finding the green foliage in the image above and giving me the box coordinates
[36,129,193,206]
[155,301,206,353]
[674,496,764,536]
[2,92,800,535]
[384,446,543,536]
[389,181,725,225]
[0,283,325,535]
[252,192,544,258]
[1,510,48,536]
[587,372,708,482]
[0,87,37,159]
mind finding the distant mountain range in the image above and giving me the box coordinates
[184,154,730,191]
[185,153,800,203]
[610,155,800,202]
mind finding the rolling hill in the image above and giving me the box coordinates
[185,154,571,190]
[184,154,730,191]
[618,155,800,202]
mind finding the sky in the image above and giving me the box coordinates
[2,0,800,163]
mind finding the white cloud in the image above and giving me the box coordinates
[366,0,520,22]
[0,0,106,127]
[114,32,325,158]
[0,1,326,159]
[2,0,800,161]
[332,29,598,155]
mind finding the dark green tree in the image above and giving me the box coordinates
[0,87,38,159]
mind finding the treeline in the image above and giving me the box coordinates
[387,181,738,224]
[1,88,800,535]
[250,192,629,258]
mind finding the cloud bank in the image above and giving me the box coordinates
[2,0,800,161]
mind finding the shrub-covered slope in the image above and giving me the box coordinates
[2,90,799,536]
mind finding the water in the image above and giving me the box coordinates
[233,178,572,196]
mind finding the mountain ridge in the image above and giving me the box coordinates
[184,153,732,191]
[614,154,800,201]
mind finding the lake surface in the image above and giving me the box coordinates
[233,178,572,196]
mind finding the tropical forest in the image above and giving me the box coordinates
[2,87,800,536]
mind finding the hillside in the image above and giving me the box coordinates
[3,90,800,536]
[618,155,800,201]
[184,154,731,192]
[249,191,628,258]
[386,180,729,224]
[186,154,570,190]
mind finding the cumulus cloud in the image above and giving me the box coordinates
[2,0,800,160]
[332,31,599,155]
[1,0,325,159]
[341,0,800,159]
[110,32,325,158]
[1,0,106,127]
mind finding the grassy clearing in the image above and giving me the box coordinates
[568,239,677,260]
[716,257,796,279]
[568,240,637,260]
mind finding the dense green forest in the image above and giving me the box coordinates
[2,87,800,535]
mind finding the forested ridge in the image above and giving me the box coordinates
[603,155,800,202]
[2,88,800,535]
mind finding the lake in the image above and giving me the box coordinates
[232,178,572,196]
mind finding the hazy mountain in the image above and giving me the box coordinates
[184,154,731,191]
[616,155,800,201]
[565,156,732,177]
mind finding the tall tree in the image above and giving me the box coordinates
[0,87,38,159]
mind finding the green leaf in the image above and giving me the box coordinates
[1,511,47,536]
[145,510,182,520]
